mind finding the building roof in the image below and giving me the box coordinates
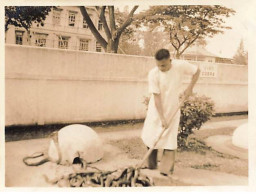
[183,46,218,57]
[165,43,233,60]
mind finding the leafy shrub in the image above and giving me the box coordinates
[178,93,215,148]
[143,93,215,148]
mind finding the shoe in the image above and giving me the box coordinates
[160,171,174,177]
[141,165,157,170]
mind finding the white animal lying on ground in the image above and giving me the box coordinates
[23,124,104,167]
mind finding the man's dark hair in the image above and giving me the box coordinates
[155,49,170,60]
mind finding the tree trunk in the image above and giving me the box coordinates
[107,37,120,53]
[27,30,31,45]
[80,6,138,54]
[175,51,181,59]
[107,39,115,53]
[80,6,107,50]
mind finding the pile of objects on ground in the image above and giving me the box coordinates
[44,165,154,187]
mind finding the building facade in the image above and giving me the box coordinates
[178,46,217,63]
[180,46,234,64]
[5,6,106,52]
[165,44,233,64]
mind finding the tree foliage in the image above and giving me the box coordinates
[80,6,139,53]
[5,6,52,32]
[137,5,235,58]
[233,39,248,65]
[118,33,142,55]
[140,31,172,56]
[116,7,142,55]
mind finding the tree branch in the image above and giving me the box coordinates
[5,19,10,32]
[95,6,100,14]
[179,34,200,55]
[117,6,139,36]
[79,6,107,49]
[108,6,116,32]
[203,9,210,19]
[99,6,111,39]
[171,41,178,51]
[174,33,181,48]
[180,35,188,46]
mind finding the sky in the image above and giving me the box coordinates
[120,2,253,58]
[205,1,251,58]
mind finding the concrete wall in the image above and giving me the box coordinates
[5,45,248,126]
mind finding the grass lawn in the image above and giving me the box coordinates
[176,127,248,176]
[108,125,248,177]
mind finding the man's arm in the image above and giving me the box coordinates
[184,67,201,99]
[153,93,168,129]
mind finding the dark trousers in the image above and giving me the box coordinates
[147,147,176,174]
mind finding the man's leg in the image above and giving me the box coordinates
[157,149,164,162]
[147,147,158,169]
[159,149,176,175]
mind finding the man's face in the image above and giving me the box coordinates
[156,58,172,72]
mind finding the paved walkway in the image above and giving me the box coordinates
[141,167,248,186]
[5,118,248,187]
[206,135,248,160]
[201,119,248,131]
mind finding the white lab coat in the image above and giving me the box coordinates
[141,60,198,150]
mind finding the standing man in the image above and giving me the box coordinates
[141,49,200,176]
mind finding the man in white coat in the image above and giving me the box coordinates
[141,49,200,176]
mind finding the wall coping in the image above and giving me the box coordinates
[5,44,248,67]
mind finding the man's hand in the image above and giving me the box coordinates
[153,93,168,129]
[183,86,193,100]
[161,118,168,129]
[183,67,200,100]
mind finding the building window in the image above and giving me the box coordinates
[35,34,47,47]
[68,12,76,27]
[197,57,205,61]
[98,20,103,31]
[83,15,92,29]
[83,19,88,29]
[52,9,61,25]
[79,39,89,51]
[15,31,23,45]
[96,42,102,52]
[58,36,69,49]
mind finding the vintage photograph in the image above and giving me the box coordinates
[4,2,249,188]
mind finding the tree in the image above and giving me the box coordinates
[137,5,235,58]
[140,30,172,56]
[5,6,52,32]
[115,7,141,55]
[80,6,139,53]
[194,39,207,47]
[233,39,248,65]
[117,26,142,55]
[118,36,142,55]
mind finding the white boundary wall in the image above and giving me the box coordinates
[5,45,248,126]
